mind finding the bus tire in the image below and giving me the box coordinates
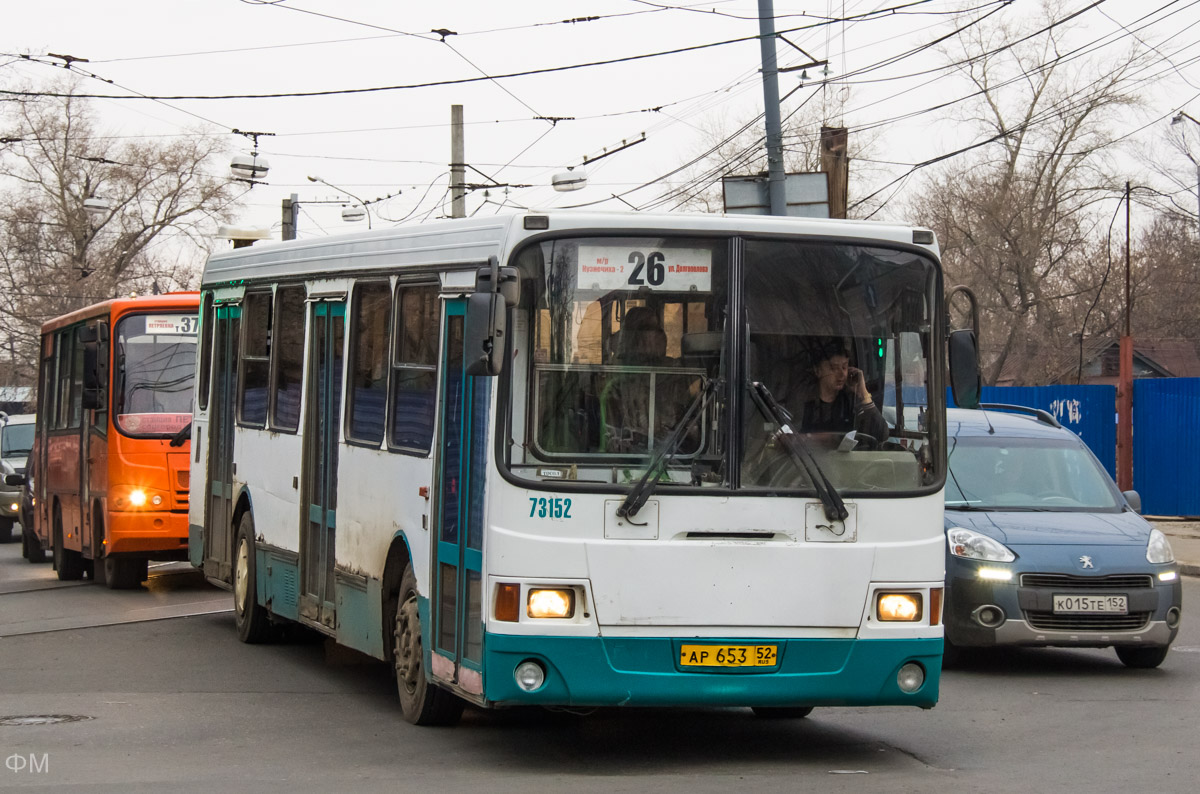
[751,706,814,719]
[101,556,147,590]
[0,517,15,543]
[21,525,46,563]
[53,507,84,581]
[234,512,271,644]
[393,564,464,726]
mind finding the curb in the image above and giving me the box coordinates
[1181,564,1200,578]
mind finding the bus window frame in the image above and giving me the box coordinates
[110,308,201,441]
[496,229,950,501]
[269,283,307,434]
[237,288,273,429]
[386,280,440,458]
[197,292,214,413]
[344,279,393,449]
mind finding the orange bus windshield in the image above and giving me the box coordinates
[114,312,197,437]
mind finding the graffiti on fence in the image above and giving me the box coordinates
[1049,398,1083,424]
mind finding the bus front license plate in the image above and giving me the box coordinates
[1052,594,1127,614]
[679,644,777,668]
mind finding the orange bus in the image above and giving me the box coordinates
[25,293,199,588]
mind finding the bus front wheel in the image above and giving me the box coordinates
[234,513,272,644]
[392,565,464,726]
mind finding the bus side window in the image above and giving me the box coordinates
[271,286,306,432]
[197,292,213,412]
[347,281,391,445]
[239,290,272,427]
[388,283,439,455]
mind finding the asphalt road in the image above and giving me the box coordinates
[0,540,1196,793]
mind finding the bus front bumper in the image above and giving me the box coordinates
[481,634,941,709]
[107,511,190,555]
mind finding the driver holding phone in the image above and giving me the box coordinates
[798,340,888,441]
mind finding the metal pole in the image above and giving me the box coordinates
[757,0,787,216]
[1117,182,1133,491]
[1195,163,1199,237]
[451,105,466,219]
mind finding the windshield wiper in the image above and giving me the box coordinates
[169,421,192,447]
[749,382,848,522]
[616,376,720,523]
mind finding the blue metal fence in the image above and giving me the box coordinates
[1133,378,1200,516]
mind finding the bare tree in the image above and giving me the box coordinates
[909,5,1147,384]
[0,78,241,384]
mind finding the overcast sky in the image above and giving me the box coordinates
[4,0,1200,242]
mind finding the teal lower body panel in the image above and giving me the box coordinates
[188,524,203,568]
[483,634,941,709]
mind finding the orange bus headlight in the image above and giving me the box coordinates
[111,486,170,511]
[877,593,923,622]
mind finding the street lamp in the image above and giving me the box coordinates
[307,175,371,229]
[1170,111,1200,236]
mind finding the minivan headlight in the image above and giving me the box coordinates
[947,527,1016,562]
[1147,529,1175,564]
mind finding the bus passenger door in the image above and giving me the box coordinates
[431,299,489,695]
[300,300,343,630]
[204,304,239,582]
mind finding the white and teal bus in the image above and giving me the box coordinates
[189,211,979,725]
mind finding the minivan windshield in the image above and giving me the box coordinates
[1,423,33,459]
[946,436,1120,511]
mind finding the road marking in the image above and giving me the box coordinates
[0,600,233,638]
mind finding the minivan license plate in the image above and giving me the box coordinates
[1052,594,1128,614]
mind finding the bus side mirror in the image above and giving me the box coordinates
[81,323,108,411]
[464,291,505,377]
[475,264,521,307]
[948,329,981,410]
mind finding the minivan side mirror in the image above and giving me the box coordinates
[948,329,981,410]
[4,473,27,487]
[1122,490,1142,514]
[464,291,505,377]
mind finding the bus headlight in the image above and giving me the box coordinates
[527,588,575,619]
[877,593,923,622]
[111,486,170,511]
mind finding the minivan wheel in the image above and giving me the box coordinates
[1116,645,1169,669]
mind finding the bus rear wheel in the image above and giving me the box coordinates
[234,512,271,644]
[52,508,84,581]
[392,565,464,726]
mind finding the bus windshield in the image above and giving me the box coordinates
[509,235,942,495]
[114,312,198,436]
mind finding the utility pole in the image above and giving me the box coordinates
[756,0,786,216]
[1117,181,1133,491]
[820,126,849,219]
[281,193,298,241]
[450,105,466,219]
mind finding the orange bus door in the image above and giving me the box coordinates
[299,300,344,630]
[204,304,239,582]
